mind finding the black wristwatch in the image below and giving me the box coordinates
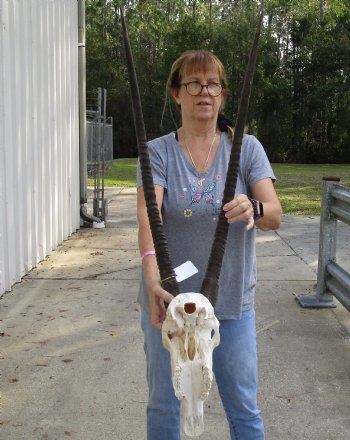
[249,198,264,221]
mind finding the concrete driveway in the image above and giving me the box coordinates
[1,187,349,439]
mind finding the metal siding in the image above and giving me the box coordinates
[0,0,5,293]
[3,0,21,289]
[0,0,80,296]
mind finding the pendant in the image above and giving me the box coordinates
[198,177,204,187]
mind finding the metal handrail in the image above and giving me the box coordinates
[297,177,350,310]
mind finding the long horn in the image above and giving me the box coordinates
[201,11,264,305]
[119,7,179,296]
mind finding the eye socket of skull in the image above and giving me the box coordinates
[184,302,196,314]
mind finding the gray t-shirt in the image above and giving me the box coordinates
[137,131,275,319]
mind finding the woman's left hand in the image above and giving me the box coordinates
[223,195,255,231]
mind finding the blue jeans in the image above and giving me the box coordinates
[141,307,265,440]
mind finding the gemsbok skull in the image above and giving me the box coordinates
[162,293,220,436]
[120,5,262,437]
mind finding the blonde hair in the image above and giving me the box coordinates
[167,49,228,96]
[162,50,232,139]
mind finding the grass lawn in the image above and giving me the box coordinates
[89,159,350,215]
[89,158,137,187]
[273,164,350,215]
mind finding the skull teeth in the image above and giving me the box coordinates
[174,364,185,399]
[201,365,212,399]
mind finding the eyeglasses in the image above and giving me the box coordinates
[180,81,223,97]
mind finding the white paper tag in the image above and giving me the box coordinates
[174,260,199,282]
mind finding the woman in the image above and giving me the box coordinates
[137,50,282,440]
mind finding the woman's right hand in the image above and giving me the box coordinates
[147,281,174,330]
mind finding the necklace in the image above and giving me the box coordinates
[183,132,216,186]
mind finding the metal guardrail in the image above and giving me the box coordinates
[297,177,350,310]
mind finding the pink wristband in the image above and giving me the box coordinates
[141,250,156,261]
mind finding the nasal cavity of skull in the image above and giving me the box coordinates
[187,333,196,361]
[184,302,196,314]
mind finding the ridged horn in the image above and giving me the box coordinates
[119,7,179,296]
[201,11,264,305]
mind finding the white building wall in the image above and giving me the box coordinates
[0,0,80,296]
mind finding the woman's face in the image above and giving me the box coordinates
[171,69,225,125]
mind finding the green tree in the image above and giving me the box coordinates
[85,0,350,162]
